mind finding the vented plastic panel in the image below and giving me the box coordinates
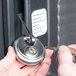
[58,0,76,45]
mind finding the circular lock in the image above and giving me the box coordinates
[13,36,45,65]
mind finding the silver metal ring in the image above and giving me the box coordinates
[13,36,45,65]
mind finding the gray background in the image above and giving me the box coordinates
[0,0,5,59]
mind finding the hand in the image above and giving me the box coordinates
[0,46,53,76]
[57,45,76,76]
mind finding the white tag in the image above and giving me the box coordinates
[32,8,47,37]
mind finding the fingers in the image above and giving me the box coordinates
[41,49,53,66]
[68,44,76,50]
[0,46,16,71]
[33,49,52,76]
[40,49,53,68]
[20,65,39,76]
[58,45,72,65]
[35,63,50,76]
[45,49,53,58]
[29,49,53,76]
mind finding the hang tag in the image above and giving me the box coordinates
[32,8,47,37]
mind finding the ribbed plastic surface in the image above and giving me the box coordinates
[58,0,76,45]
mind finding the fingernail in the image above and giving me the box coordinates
[58,45,69,54]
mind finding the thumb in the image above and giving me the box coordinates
[0,46,16,71]
[58,45,72,65]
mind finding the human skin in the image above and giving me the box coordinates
[57,45,76,76]
[0,46,53,76]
